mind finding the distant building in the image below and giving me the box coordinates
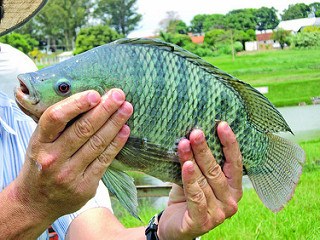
[245,17,320,51]
[188,33,205,44]
[276,17,320,33]
[245,30,279,51]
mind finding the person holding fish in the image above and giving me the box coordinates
[0,1,243,239]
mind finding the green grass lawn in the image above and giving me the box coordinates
[204,48,320,107]
[115,138,320,239]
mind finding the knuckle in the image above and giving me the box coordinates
[96,151,112,166]
[110,116,124,130]
[73,96,87,112]
[214,209,226,225]
[226,198,238,216]
[74,118,94,139]
[196,146,209,158]
[47,107,63,123]
[33,152,58,170]
[89,134,107,152]
[55,168,74,186]
[189,190,205,204]
[207,162,223,180]
[101,98,120,117]
[97,141,120,166]
[197,176,208,189]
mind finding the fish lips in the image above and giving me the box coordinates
[15,73,42,122]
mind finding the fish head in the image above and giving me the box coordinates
[15,70,73,122]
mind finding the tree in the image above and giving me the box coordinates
[204,29,226,47]
[190,14,207,34]
[272,28,291,49]
[35,0,92,51]
[255,7,279,31]
[190,14,226,34]
[166,20,188,34]
[203,14,226,31]
[281,3,311,20]
[226,9,258,31]
[158,11,180,33]
[234,29,256,46]
[74,25,122,54]
[309,2,320,17]
[94,0,142,36]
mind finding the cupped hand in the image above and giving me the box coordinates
[158,122,243,240]
[13,89,133,221]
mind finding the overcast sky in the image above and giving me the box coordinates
[128,0,317,37]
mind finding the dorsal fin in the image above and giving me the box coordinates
[113,38,292,134]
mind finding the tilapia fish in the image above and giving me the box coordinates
[15,38,305,218]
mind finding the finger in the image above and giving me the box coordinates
[178,138,215,201]
[189,129,231,203]
[36,90,101,143]
[55,89,126,162]
[84,124,131,182]
[182,160,208,224]
[217,122,243,196]
[168,183,185,205]
[70,100,133,172]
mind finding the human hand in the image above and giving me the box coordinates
[158,122,243,240]
[12,89,133,222]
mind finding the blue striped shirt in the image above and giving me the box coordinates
[0,91,112,239]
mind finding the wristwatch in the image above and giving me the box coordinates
[145,210,164,240]
[145,210,198,240]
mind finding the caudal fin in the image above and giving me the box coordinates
[247,133,305,212]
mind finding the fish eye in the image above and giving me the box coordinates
[55,79,71,96]
[59,83,70,93]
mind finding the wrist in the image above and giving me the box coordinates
[0,181,53,239]
[10,180,56,222]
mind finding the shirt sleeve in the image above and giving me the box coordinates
[52,181,113,240]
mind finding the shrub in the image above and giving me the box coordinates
[74,25,122,55]
[290,32,320,48]
[0,33,38,54]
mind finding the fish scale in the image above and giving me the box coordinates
[15,38,305,218]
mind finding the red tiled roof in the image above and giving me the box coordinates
[256,32,273,41]
[190,35,204,44]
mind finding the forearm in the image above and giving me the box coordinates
[66,207,146,240]
[108,227,146,240]
[0,181,53,239]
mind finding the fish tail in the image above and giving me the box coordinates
[247,133,305,212]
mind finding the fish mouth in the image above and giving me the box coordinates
[14,74,42,122]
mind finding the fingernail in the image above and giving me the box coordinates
[180,140,191,153]
[119,102,133,115]
[87,92,100,104]
[118,125,130,137]
[112,90,125,103]
[194,130,205,144]
[220,121,231,131]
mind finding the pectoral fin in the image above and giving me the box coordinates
[102,163,139,219]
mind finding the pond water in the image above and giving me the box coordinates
[277,104,320,142]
